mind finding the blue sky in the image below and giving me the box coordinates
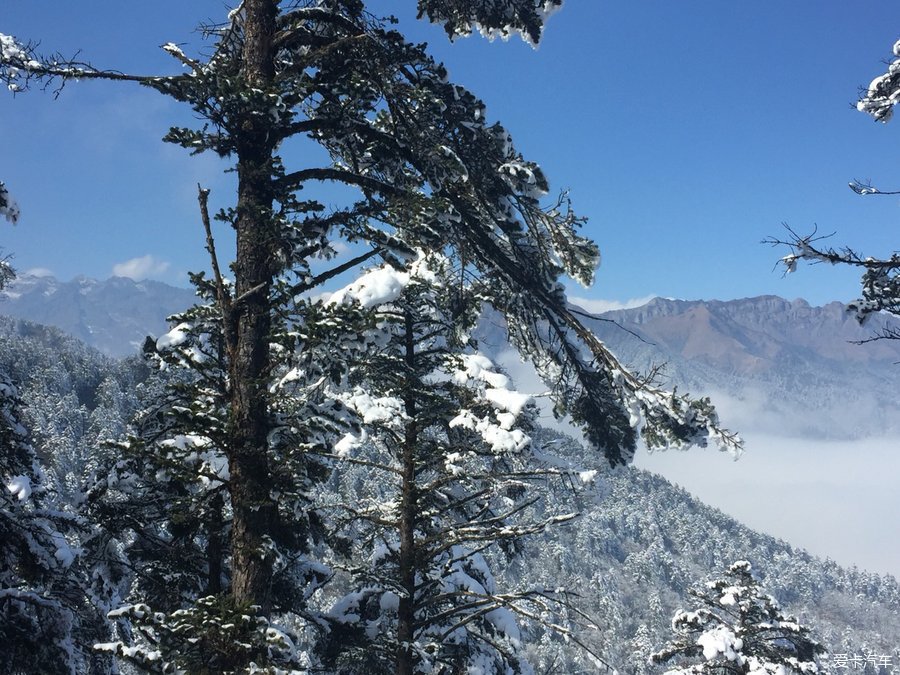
[3,1,900,307]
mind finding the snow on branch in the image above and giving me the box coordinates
[652,561,826,675]
[0,181,19,224]
[857,38,900,122]
[417,0,564,45]
[0,31,180,95]
[766,225,900,329]
[847,179,900,196]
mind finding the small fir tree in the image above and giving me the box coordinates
[319,253,594,674]
[652,561,826,675]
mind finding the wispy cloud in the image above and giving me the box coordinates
[635,432,900,579]
[22,267,54,278]
[568,294,657,315]
[112,255,171,281]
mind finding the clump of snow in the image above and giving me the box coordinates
[341,389,405,425]
[52,534,79,568]
[328,266,410,309]
[857,38,900,122]
[0,182,20,224]
[0,33,43,93]
[333,432,362,458]
[484,387,531,415]
[156,322,191,349]
[578,469,597,484]
[379,591,399,612]
[162,43,186,59]
[6,474,31,500]
[697,625,744,662]
[452,353,509,388]
[449,409,530,453]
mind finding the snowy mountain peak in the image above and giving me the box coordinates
[0,274,195,357]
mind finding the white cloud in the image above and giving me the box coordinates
[635,432,900,579]
[22,267,54,278]
[568,294,657,315]
[330,240,351,256]
[112,255,171,281]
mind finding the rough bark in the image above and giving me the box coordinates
[205,491,225,596]
[397,310,418,675]
[228,0,280,613]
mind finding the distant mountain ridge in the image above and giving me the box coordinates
[0,274,196,357]
[600,295,900,369]
[3,277,899,437]
[576,296,900,438]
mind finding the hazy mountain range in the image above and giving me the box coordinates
[0,273,196,357]
[5,275,898,407]
[5,273,900,441]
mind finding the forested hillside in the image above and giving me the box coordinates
[3,316,896,673]
[3,2,899,672]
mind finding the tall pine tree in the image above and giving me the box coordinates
[2,3,740,671]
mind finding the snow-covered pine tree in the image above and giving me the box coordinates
[0,221,88,671]
[769,37,900,339]
[2,2,739,670]
[90,268,381,671]
[415,0,563,43]
[0,181,17,288]
[319,253,592,674]
[0,375,82,674]
[651,560,826,675]
[0,314,142,674]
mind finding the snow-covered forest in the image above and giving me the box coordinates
[1,2,900,674]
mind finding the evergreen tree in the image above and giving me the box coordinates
[0,254,90,672]
[319,253,592,674]
[1,3,739,671]
[0,371,83,673]
[0,180,18,226]
[652,561,826,675]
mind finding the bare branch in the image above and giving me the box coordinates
[198,185,236,356]
[278,167,405,196]
[289,247,382,296]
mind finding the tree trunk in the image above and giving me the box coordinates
[228,0,279,614]
[397,310,418,675]
[205,490,225,595]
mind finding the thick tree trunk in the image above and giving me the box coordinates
[228,0,279,614]
[397,311,418,675]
